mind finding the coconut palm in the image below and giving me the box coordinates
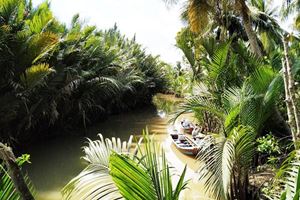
[62,131,188,200]
[165,0,264,56]
[248,0,283,54]
[281,0,300,30]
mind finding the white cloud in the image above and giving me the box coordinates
[32,0,184,64]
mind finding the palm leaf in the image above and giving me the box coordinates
[20,63,54,89]
[268,150,300,200]
[197,125,255,200]
[62,134,136,200]
[187,0,212,33]
[0,154,34,200]
[109,153,157,200]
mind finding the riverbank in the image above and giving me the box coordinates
[22,94,212,199]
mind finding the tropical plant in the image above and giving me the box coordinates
[264,149,300,200]
[0,153,34,200]
[0,0,170,143]
[170,36,289,200]
[165,0,266,57]
[172,39,283,134]
[196,125,256,200]
[257,134,282,166]
[176,28,203,82]
[281,0,300,30]
[62,130,188,200]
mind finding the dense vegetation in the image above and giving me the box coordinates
[2,0,300,200]
[0,0,170,144]
[167,0,300,199]
[65,0,300,199]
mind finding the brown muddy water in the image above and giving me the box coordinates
[23,94,213,200]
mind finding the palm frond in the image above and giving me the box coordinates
[0,154,34,200]
[187,0,212,33]
[207,41,231,90]
[267,150,300,199]
[25,1,53,34]
[109,153,157,200]
[197,125,255,200]
[20,63,54,89]
[63,130,188,200]
[62,134,136,200]
[171,94,225,124]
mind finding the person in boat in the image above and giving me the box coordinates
[178,134,186,143]
[180,118,187,128]
[192,124,201,139]
[180,118,194,133]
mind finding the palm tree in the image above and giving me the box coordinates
[0,0,170,142]
[281,0,300,30]
[249,0,283,53]
[170,40,285,199]
[165,0,264,57]
[62,131,188,200]
[197,125,256,200]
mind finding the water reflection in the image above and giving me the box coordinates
[23,94,211,200]
[152,94,183,116]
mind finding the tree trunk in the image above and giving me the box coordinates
[282,35,300,146]
[237,0,263,57]
[282,57,296,141]
[0,143,35,200]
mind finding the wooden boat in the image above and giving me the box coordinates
[169,128,199,156]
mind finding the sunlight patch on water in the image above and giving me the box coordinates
[36,191,62,200]
[157,110,166,118]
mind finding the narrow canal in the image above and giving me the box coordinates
[23,94,211,199]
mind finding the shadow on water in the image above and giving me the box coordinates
[23,94,182,199]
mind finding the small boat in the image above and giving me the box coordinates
[169,128,199,156]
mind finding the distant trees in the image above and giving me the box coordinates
[0,0,170,143]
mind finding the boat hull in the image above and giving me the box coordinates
[169,130,199,156]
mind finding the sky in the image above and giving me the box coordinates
[31,0,295,65]
[32,0,185,65]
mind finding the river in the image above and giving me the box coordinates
[23,94,212,200]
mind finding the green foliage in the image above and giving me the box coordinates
[20,63,54,89]
[62,134,134,199]
[264,150,300,200]
[110,153,157,200]
[168,0,300,199]
[0,154,34,199]
[257,134,281,155]
[0,0,170,142]
[62,130,188,200]
[197,125,256,200]
[257,134,282,167]
[164,62,192,97]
